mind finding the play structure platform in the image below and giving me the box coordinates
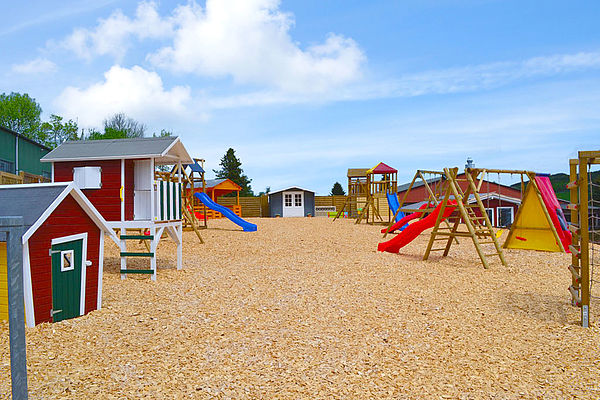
[194,192,257,232]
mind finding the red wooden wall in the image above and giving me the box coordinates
[53,159,134,221]
[28,194,101,325]
[398,174,523,204]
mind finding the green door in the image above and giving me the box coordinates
[51,238,84,322]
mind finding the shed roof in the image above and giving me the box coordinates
[367,162,397,174]
[197,179,242,191]
[41,136,193,165]
[347,168,368,178]
[268,186,315,195]
[0,182,114,243]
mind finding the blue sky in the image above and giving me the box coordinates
[2,0,599,194]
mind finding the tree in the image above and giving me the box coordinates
[213,148,253,196]
[0,92,43,142]
[153,129,173,137]
[40,114,79,148]
[330,182,346,196]
[87,113,146,140]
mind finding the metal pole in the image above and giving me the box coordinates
[1,216,28,399]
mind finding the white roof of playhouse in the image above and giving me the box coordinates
[269,186,315,195]
[41,136,193,165]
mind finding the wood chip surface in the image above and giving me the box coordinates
[1,218,599,399]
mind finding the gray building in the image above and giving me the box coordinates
[269,187,315,217]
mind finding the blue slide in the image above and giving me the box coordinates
[194,192,257,232]
[386,192,408,230]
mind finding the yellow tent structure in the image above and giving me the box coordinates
[503,182,563,252]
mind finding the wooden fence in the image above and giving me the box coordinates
[0,171,50,185]
[213,195,352,218]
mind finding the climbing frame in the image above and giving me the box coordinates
[423,167,507,269]
[568,150,600,327]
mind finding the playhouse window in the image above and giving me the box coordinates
[284,194,292,207]
[497,207,514,228]
[61,250,74,272]
[73,166,102,189]
[294,194,302,207]
[485,208,495,226]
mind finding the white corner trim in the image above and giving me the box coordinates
[23,241,35,327]
[97,229,104,310]
[22,183,74,244]
[0,181,69,190]
[51,232,88,317]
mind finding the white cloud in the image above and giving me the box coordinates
[54,65,191,127]
[62,1,172,60]
[148,0,365,92]
[11,58,57,74]
[202,50,600,108]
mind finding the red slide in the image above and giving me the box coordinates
[378,200,457,253]
[535,175,572,252]
[381,203,429,234]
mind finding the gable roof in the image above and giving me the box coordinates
[367,162,397,174]
[269,186,314,195]
[348,168,368,178]
[0,182,114,243]
[41,136,193,165]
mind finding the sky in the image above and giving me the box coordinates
[1,0,599,194]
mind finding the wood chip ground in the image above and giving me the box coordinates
[1,218,599,399]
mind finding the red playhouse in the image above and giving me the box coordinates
[41,136,194,280]
[0,182,114,326]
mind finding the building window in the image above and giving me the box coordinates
[294,193,302,207]
[0,158,15,174]
[73,166,102,189]
[497,207,514,228]
[485,208,495,226]
[284,193,292,207]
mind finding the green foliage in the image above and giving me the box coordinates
[213,148,253,196]
[0,92,43,141]
[85,113,147,140]
[40,114,79,148]
[153,129,173,137]
[330,181,346,196]
[511,171,600,202]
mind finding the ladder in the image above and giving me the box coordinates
[119,229,157,281]
[423,167,507,269]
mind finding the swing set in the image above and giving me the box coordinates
[382,167,569,269]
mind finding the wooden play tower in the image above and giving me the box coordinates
[334,162,397,224]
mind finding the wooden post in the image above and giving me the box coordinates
[579,154,590,327]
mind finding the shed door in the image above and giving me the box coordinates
[134,160,152,220]
[51,237,84,322]
[283,191,304,217]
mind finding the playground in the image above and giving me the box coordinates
[1,217,598,398]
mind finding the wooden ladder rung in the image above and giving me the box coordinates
[566,180,578,189]
[484,252,501,257]
[568,265,581,283]
[568,224,580,235]
[430,248,448,252]
[120,269,155,274]
[568,285,581,307]
[567,203,579,211]
[568,245,580,258]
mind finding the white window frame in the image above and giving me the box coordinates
[484,208,495,227]
[497,206,514,227]
[294,193,302,207]
[73,166,102,189]
[284,193,292,207]
[60,250,75,272]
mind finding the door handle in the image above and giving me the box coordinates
[51,309,62,316]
